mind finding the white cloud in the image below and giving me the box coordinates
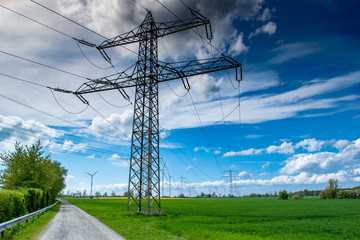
[249,21,277,38]
[48,140,87,153]
[238,171,252,179]
[228,32,248,56]
[86,154,95,158]
[66,175,75,179]
[262,162,270,169]
[213,150,221,155]
[257,7,272,21]
[280,138,360,175]
[112,160,129,167]
[295,138,326,152]
[266,142,294,154]
[268,42,321,64]
[0,115,61,152]
[108,154,121,160]
[87,110,133,140]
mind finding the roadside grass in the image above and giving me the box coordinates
[65,197,360,240]
[1,202,60,240]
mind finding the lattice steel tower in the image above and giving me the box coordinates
[55,9,241,213]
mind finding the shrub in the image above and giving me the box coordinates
[0,190,27,223]
[278,190,289,200]
[293,192,304,200]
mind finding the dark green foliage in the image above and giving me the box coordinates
[293,191,304,200]
[278,190,289,200]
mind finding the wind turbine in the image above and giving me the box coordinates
[85,170,99,198]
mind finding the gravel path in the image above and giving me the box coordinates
[40,200,125,240]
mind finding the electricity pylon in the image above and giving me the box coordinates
[55,9,241,213]
[222,170,239,197]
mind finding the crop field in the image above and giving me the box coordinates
[65,197,360,240]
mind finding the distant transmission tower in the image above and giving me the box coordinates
[55,8,241,213]
[222,170,239,197]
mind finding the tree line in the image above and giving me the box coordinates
[0,141,67,222]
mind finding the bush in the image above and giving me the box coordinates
[293,192,304,200]
[278,190,289,200]
[0,190,27,223]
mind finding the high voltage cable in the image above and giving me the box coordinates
[187,91,223,174]
[0,50,88,79]
[88,105,130,140]
[162,138,217,180]
[75,41,113,70]
[0,4,73,39]
[0,72,51,88]
[0,72,131,146]
[50,89,89,114]
[0,123,126,157]
[0,93,129,145]
[29,0,138,56]
[154,0,227,58]
[162,140,205,181]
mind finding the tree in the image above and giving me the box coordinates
[95,191,101,198]
[111,191,116,197]
[103,192,108,197]
[278,190,289,200]
[82,190,87,197]
[0,141,68,202]
[320,179,340,199]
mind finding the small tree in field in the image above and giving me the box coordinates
[278,190,289,200]
[320,179,340,199]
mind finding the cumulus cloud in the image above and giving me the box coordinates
[228,32,248,56]
[87,110,133,140]
[249,21,277,38]
[0,115,85,153]
[280,138,360,175]
[238,171,252,179]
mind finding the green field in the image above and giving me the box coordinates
[65,197,360,240]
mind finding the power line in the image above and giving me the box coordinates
[187,91,223,174]
[0,72,50,89]
[0,4,73,39]
[50,89,89,114]
[0,93,129,145]
[29,0,138,56]
[0,50,89,79]
[75,41,113,70]
[88,104,130,140]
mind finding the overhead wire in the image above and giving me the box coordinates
[0,50,88,79]
[187,91,223,174]
[49,89,89,114]
[0,93,129,145]
[88,104,130,140]
[75,41,113,70]
[29,0,138,56]
[0,122,127,157]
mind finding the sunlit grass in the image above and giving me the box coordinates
[65,197,360,240]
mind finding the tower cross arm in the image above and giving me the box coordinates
[157,56,242,83]
[97,10,212,49]
[69,56,241,99]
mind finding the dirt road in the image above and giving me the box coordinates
[40,200,125,240]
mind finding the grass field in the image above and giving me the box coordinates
[65,197,360,240]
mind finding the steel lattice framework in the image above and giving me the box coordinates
[55,9,241,213]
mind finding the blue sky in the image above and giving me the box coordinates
[0,0,359,196]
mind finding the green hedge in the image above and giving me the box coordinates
[0,188,52,223]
